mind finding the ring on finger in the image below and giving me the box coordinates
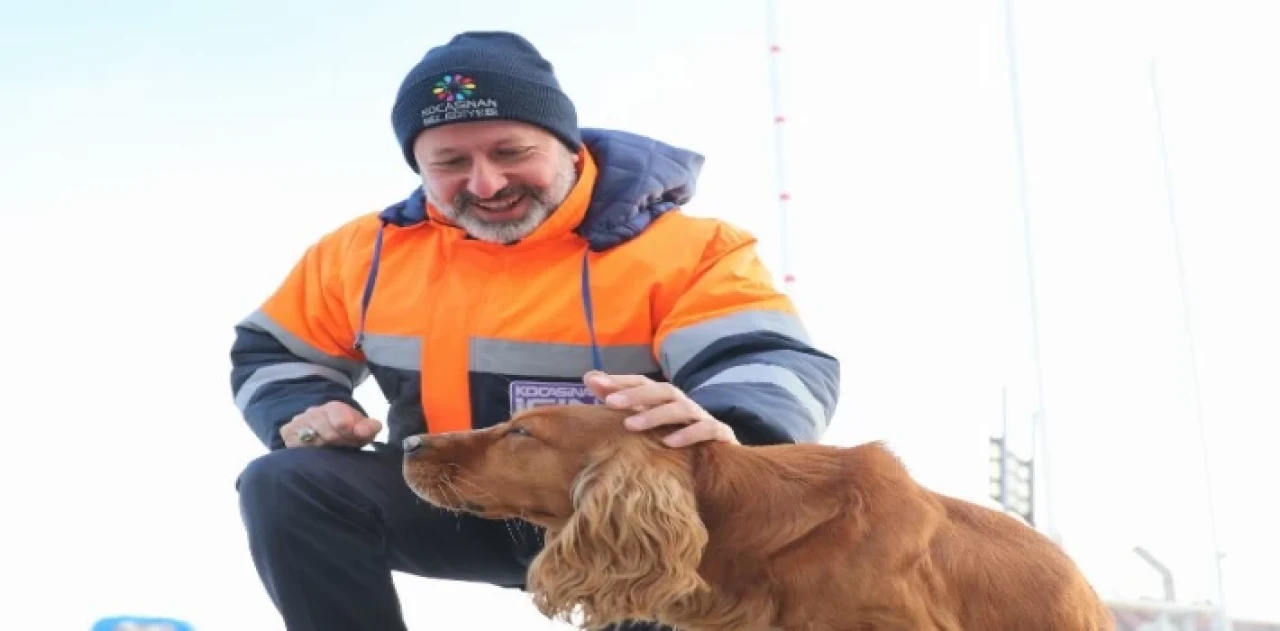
[298,427,320,444]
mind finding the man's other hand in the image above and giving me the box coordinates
[280,401,383,449]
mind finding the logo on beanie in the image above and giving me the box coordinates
[421,72,500,126]
[432,73,476,102]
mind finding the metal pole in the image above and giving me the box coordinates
[765,0,795,291]
[1133,545,1178,602]
[1003,0,1059,546]
[1147,57,1231,631]
[1000,387,1011,509]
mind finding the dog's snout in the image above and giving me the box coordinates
[402,435,426,454]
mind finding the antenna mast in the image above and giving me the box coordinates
[765,0,796,290]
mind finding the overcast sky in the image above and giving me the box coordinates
[2,0,1277,628]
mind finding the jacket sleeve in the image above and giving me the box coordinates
[653,223,840,446]
[229,225,370,450]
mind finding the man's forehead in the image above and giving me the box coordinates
[431,135,529,153]
[420,122,545,154]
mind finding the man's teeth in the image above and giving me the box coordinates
[475,196,521,212]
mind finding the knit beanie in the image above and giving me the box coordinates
[390,31,582,172]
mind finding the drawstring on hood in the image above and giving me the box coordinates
[354,128,705,372]
[353,224,387,353]
[579,250,604,370]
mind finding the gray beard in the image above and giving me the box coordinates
[428,157,578,244]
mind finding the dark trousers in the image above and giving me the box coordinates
[237,445,669,630]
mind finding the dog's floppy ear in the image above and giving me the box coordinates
[527,442,709,628]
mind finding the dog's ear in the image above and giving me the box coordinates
[527,442,709,628]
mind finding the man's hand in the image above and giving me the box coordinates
[583,371,737,448]
[279,401,383,449]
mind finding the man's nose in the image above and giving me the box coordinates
[467,160,507,199]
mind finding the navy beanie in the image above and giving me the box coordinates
[391,31,582,172]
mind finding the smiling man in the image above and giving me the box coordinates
[230,30,840,631]
[420,119,578,244]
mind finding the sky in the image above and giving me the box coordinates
[2,0,1277,628]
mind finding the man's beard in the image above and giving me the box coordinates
[428,156,577,245]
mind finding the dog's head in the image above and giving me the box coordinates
[402,404,709,627]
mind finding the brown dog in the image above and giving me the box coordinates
[402,404,1113,631]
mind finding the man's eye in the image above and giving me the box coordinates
[507,426,531,437]
[496,147,532,159]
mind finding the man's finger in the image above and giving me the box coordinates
[717,422,739,444]
[583,371,654,400]
[283,416,331,447]
[323,407,362,442]
[582,371,619,400]
[662,419,721,448]
[604,381,682,410]
[624,400,702,431]
[308,414,344,444]
[281,424,309,448]
[354,417,384,441]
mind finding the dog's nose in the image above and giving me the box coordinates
[402,435,425,454]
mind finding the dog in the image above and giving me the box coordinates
[402,404,1113,631]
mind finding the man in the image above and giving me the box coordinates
[230,30,840,631]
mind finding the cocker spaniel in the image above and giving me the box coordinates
[402,404,1113,631]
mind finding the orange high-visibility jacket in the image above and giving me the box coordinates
[230,129,839,450]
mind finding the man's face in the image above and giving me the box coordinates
[413,120,579,244]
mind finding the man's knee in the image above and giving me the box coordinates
[236,447,371,527]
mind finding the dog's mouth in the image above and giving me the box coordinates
[411,480,564,527]
[415,483,486,513]
[404,468,493,516]
[436,493,498,517]
[404,464,558,523]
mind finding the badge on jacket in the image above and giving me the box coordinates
[509,380,601,414]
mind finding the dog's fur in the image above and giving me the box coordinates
[403,404,1113,631]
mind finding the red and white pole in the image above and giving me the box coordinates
[765,0,796,289]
